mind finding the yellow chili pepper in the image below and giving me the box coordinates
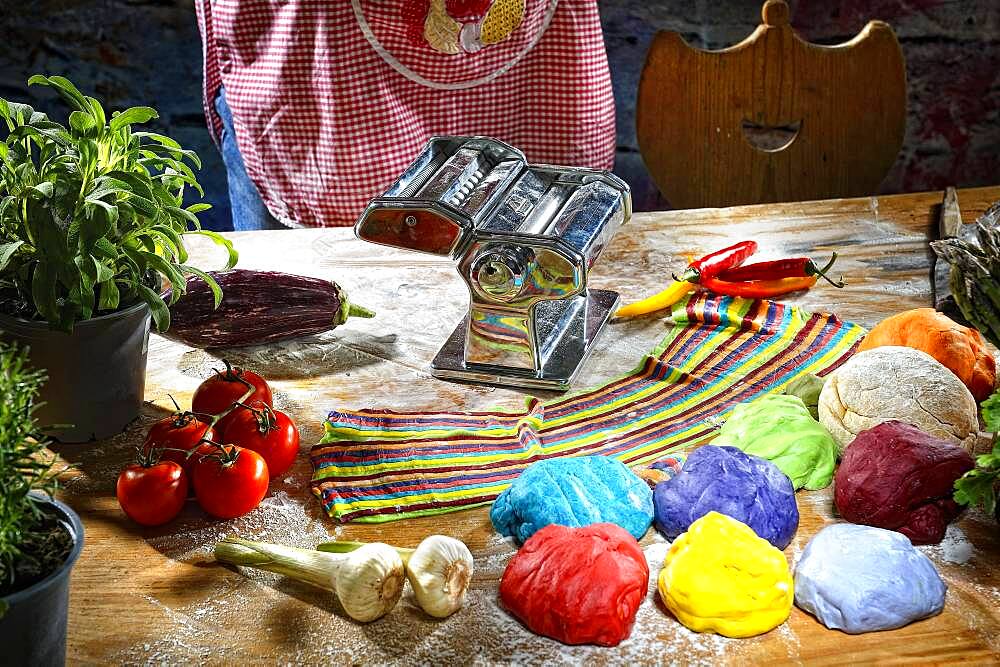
[616,279,695,318]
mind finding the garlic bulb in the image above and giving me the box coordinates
[404,535,474,618]
[214,536,404,623]
[316,534,474,618]
[331,543,406,622]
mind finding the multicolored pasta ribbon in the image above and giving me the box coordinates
[310,294,866,522]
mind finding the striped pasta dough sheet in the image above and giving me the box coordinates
[310,294,866,523]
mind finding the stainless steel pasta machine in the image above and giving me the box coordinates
[354,136,631,391]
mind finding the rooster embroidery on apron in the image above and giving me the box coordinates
[353,0,558,89]
[409,0,527,54]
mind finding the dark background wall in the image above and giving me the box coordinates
[2,1,998,228]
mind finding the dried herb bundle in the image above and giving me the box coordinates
[930,202,1000,349]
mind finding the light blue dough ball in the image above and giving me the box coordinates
[794,523,947,634]
[490,456,654,544]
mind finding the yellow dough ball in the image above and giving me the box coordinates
[657,512,793,638]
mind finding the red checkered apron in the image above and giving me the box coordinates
[195,0,616,228]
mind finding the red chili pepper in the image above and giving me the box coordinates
[717,253,845,287]
[677,241,758,283]
[701,275,818,298]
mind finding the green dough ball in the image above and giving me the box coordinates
[782,374,826,420]
[712,394,838,490]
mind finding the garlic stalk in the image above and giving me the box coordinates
[317,535,474,618]
[214,536,404,622]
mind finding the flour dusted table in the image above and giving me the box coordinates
[57,187,1000,664]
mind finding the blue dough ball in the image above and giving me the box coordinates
[794,523,947,633]
[490,456,653,544]
[652,445,798,549]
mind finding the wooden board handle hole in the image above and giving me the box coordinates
[741,118,802,153]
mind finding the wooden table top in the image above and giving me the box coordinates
[56,186,1000,665]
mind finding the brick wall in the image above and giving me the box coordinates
[2,1,998,227]
[603,0,1000,209]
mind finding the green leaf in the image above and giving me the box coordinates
[30,182,54,199]
[98,279,120,311]
[189,229,239,269]
[68,110,96,135]
[138,144,201,169]
[106,170,154,201]
[954,470,998,516]
[138,156,198,184]
[82,200,118,245]
[92,238,118,260]
[981,389,1000,433]
[135,250,185,302]
[109,107,158,133]
[24,199,69,264]
[145,225,187,262]
[131,131,181,149]
[90,175,134,195]
[28,75,90,113]
[7,102,35,124]
[127,193,158,218]
[84,96,106,127]
[158,169,204,197]
[136,283,170,331]
[185,203,212,214]
[165,205,201,229]
[30,262,60,325]
[76,138,98,174]
[71,257,95,320]
[179,265,222,308]
[6,125,43,143]
[0,240,24,271]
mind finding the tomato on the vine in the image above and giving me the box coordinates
[191,445,269,519]
[192,361,272,436]
[142,411,216,469]
[116,459,189,527]
[224,402,300,478]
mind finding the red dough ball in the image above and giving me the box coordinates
[834,421,975,544]
[498,523,649,647]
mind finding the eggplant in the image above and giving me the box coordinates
[162,270,374,348]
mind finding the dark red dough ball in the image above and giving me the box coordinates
[498,522,649,647]
[834,421,975,544]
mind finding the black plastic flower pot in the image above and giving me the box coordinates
[0,301,151,442]
[0,496,84,666]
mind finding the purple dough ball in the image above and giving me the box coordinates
[653,445,799,549]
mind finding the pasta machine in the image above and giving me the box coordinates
[354,136,631,391]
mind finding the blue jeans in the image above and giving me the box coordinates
[213,88,286,231]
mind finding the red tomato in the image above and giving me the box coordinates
[142,412,216,469]
[192,362,272,436]
[224,403,300,478]
[191,445,269,519]
[116,460,188,526]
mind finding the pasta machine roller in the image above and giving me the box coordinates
[354,136,631,391]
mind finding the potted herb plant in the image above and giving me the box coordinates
[0,342,83,665]
[0,75,237,441]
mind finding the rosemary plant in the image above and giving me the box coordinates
[0,342,64,607]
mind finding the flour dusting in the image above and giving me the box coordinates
[116,513,753,665]
[919,525,974,565]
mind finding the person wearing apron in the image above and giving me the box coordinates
[195,0,616,230]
